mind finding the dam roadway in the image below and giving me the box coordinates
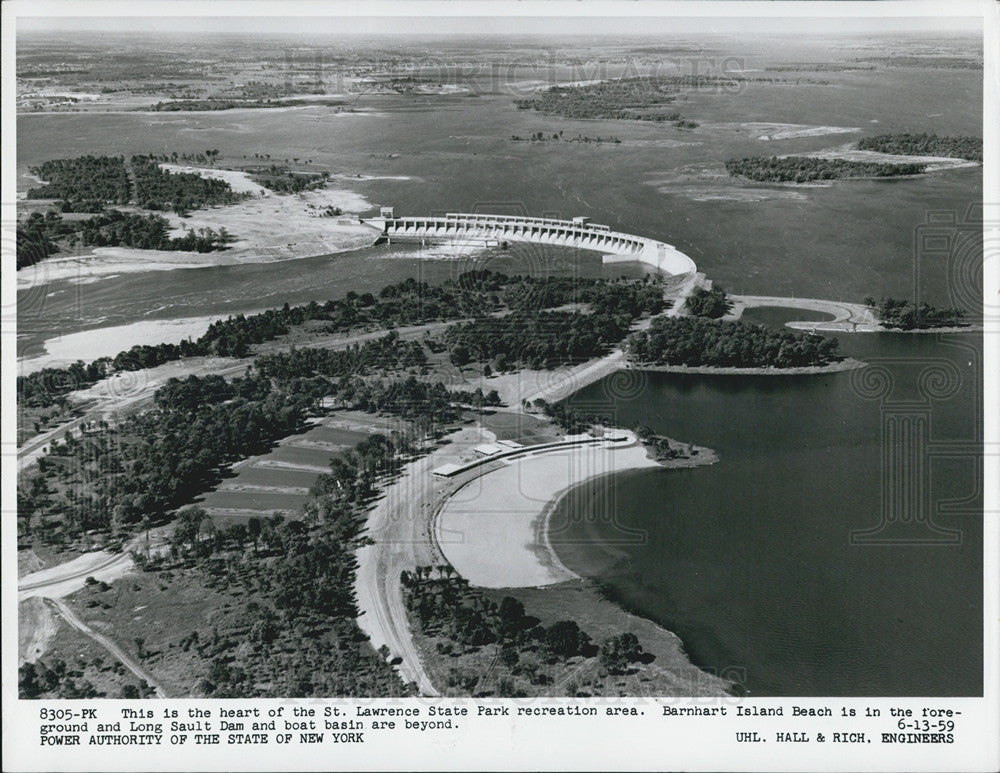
[362,211,699,280]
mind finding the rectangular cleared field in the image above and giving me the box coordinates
[235,465,324,489]
[195,418,374,524]
[306,426,370,445]
[267,444,342,468]
[198,489,310,513]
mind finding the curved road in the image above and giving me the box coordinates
[731,294,879,330]
[354,452,444,696]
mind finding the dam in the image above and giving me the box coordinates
[362,211,698,278]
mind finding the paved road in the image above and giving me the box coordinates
[19,529,169,601]
[354,451,444,696]
[19,551,133,599]
[731,294,879,330]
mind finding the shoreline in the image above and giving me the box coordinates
[427,428,729,695]
[17,314,235,375]
[629,356,867,375]
[534,440,719,579]
[16,169,381,287]
[790,324,981,335]
[434,442,663,588]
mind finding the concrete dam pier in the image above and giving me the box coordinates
[362,211,698,279]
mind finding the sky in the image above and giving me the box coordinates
[13,2,985,36]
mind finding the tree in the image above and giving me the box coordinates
[599,632,643,674]
[18,663,42,698]
[499,648,520,669]
[121,684,141,699]
[497,596,526,641]
[544,620,586,659]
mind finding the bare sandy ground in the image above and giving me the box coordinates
[804,145,980,172]
[19,315,231,374]
[436,441,661,588]
[16,167,381,288]
[19,597,59,664]
[159,164,269,194]
[737,122,861,140]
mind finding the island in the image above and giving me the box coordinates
[856,132,981,162]
[725,155,926,182]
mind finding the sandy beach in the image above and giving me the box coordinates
[737,122,862,140]
[805,144,980,172]
[435,438,662,588]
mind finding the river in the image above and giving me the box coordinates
[15,33,984,696]
[551,326,983,696]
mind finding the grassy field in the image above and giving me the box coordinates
[407,579,732,698]
[27,601,156,699]
[62,567,239,697]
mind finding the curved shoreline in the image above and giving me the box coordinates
[432,430,717,591]
[434,440,662,588]
[428,432,730,695]
[538,441,718,574]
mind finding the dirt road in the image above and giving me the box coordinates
[46,598,169,698]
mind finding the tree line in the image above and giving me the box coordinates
[17,272,665,408]
[25,153,244,214]
[856,133,981,162]
[116,430,420,697]
[248,165,330,194]
[401,567,649,696]
[511,131,623,144]
[17,209,232,268]
[18,328,504,550]
[864,296,968,330]
[27,155,131,207]
[131,154,243,214]
[625,316,841,368]
[725,156,926,183]
[443,311,634,371]
[513,76,736,121]
[19,370,311,547]
[440,277,666,371]
[19,655,155,700]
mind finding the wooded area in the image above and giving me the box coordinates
[856,133,981,162]
[625,316,841,368]
[725,156,926,183]
[864,296,968,330]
